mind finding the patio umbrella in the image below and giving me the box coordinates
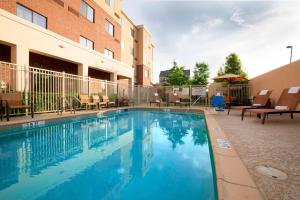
[213,73,246,83]
[213,74,247,105]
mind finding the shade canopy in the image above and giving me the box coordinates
[213,74,246,82]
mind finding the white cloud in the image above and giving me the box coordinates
[122,0,300,83]
[191,18,224,35]
[230,8,245,25]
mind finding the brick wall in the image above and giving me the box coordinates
[0,0,121,60]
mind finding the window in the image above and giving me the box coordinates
[81,0,94,22]
[130,47,134,56]
[144,70,149,78]
[145,35,149,45]
[145,53,148,64]
[105,0,114,8]
[104,49,114,59]
[121,40,125,50]
[120,17,125,27]
[105,20,114,36]
[16,4,47,28]
[80,36,94,49]
[130,28,135,37]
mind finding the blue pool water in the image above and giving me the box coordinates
[0,109,217,200]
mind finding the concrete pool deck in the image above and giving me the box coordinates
[0,106,299,199]
[210,109,300,200]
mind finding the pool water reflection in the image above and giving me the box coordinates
[0,110,217,200]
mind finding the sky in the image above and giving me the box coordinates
[122,0,300,83]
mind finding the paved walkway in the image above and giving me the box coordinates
[211,110,300,200]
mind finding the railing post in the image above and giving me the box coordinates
[62,71,65,111]
[188,85,191,107]
[105,80,108,96]
[137,85,140,105]
[24,64,29,116]
[88,76,90,96]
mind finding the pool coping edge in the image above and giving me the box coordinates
[204,110,263,200]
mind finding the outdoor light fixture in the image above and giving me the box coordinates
[286,46,293,64]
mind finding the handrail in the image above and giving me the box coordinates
[56,96,76,115]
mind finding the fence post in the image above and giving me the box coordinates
[137,85,140,105]
[88,76,90,96]
[189,85,192,107]
[146,86,149,103]
[62,71,65,111]
[105,80,108,96]
[24,65,29,116]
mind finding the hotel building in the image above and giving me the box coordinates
[0,0,154,86]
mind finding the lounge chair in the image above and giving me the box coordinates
[80,95,97,110]
[0,92,34,121]
[211,94,226,111]
[101,95,115,108]
[242,87,300,124]
[118,96,134,107]
[167,93,189,107]
[149,93,162,107]
[92,95,101,109]
[228,89,272,115]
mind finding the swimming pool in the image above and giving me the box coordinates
[0,109,217,200]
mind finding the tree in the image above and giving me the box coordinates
[192,62,210,86]
[215,53,248,82]
[223,53,247,78]
[165,61,189,86]
[217,67,225,76]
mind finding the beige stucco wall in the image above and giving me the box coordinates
[0,8,133,79]
[94,0,122,23]
[250,60,300,108]
[137,25,153,69]
[120,11,137,69]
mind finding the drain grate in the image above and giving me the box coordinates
[255,165,288,180]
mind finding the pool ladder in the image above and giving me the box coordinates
[57,96,79,115]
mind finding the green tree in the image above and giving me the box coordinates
[217,67,225,76]
[224,53,247,78]
[165,61,189,86]
[192,62,210,86]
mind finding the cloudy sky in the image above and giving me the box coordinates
[122,0,300,83]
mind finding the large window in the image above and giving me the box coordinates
[120,17,125,28]
[130,47,134,56]
[121,40,125,50]
[144,70,149,78]
[80,36,94,50]
[16,4,47,28]
[130,28,135,37]
[81,0,94,22]
[105,0,114,8]
[105,20,114,36]
[104,49,114,59]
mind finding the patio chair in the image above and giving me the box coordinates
[211,94,226,111]
[149,93,162,107]
[80,95,97,110]
[0,92,34,121]
[92,95,101,109]
[228,89,272,115]
[242,87,300,124]
[101,95,115,108]
[167,93,189,107]
[118,96,134,107]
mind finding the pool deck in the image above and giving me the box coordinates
[209,109,300,200]
[0,106,299,200]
